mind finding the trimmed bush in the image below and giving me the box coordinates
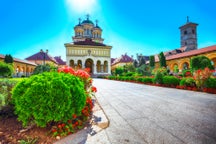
[163,76,180,86]
[153,72,163,84]
[0,62,14,77]
[180,77,195,87]
[204,78,216,88]
[142,77,153,84]
[12,72,86,127]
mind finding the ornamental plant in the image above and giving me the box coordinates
[193,67,214,89]
[12,72,86,127]
[163,76,180,86]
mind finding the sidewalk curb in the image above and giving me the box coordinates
[54,96,109,144]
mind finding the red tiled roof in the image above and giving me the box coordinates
[166,45,216,61]
[74,38,106,46]
[154,45,216,62]
[54,56,66,65]
[112,53,133,65]
[0,54,37,66]
[25,52,57,64]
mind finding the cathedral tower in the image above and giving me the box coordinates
[179,17,198,51]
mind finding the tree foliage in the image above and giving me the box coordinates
[115,67,124,76]
[190,55,214,71]
[149,55,155,67]
[0,62,14,77]
[4,54,13,64]
[33,64,57,75]
[159,52,166,67]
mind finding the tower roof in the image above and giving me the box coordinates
[81,14,94,25]
[179,16,198,29]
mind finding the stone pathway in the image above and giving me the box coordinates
[93,79,216,144]
[55,79,216,144]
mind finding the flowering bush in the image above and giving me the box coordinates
[51,97,94,137]
[51,66,97,138]
[193,67,214,89]
[12,72,86,127]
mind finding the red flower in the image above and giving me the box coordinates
[61,123,65,127]
[58,124,62,129]
[92,86,97,92]
[52,129,57,133]
[72,114,77,119]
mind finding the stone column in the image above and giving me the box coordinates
[93,64,97,75]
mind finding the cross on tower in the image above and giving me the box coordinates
[187,16,189,23]
[95,19,98,26]
[86,14,90,20]
[78,18,81,24]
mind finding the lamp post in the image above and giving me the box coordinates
[40,49,48,65]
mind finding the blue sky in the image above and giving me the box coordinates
[0,0,216,60]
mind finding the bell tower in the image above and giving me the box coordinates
[179,16,198,51]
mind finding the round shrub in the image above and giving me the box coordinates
[180,77,195,87]
[12,72,86,127]
[153,72,163,84]
[163,76,180,86]
[204,78,216,88]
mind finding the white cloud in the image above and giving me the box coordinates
[65,0,99,14]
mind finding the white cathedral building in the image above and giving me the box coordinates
[65,15,112,76]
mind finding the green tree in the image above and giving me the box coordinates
[136,64,151,76]
[159,52,166,67]
[149,55,155,67]
[190,55,214,71]
[115,67,124,76]
[32,64,57,75]
[4,54,13,64]
[0,62,14,77]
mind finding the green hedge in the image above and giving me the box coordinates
[204,78,216,88]
[142,77,153,84]
[12,72,86,127]
[180,77,195,87]
[163,76,180,86]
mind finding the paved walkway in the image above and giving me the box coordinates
[92,79,216,144]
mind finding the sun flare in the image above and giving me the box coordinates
[66,0,97,14]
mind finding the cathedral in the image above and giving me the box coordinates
[65,15,112,76]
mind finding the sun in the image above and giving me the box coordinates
[66,0,97,14]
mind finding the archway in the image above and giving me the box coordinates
[210,58,216,68]
[104,61,108,72]
[97,60,101,73]
[182,62,189,70]
[70,60,75,68]
[77,60,82,69]
[85,58,93,74]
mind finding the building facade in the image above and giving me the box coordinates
[65,15,112,76]
[153,18,216,72]
[0,54,37,77]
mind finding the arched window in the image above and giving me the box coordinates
[70,60,75,68]
[77,60,82,69]
[97,60,101,73]
[184,30,187,35]
[104,61,108,73]
[192,29,195,34]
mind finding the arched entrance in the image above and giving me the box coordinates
[85,58,93,74]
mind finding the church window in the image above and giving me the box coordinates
[192,29,195,34]
[184,30,187,35]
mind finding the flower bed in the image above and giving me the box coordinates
[1,66,97,142]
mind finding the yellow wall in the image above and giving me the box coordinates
[155,51,216,72]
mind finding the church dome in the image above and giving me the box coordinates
[82,19,94,25]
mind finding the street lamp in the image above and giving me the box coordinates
[40,49,48,65]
